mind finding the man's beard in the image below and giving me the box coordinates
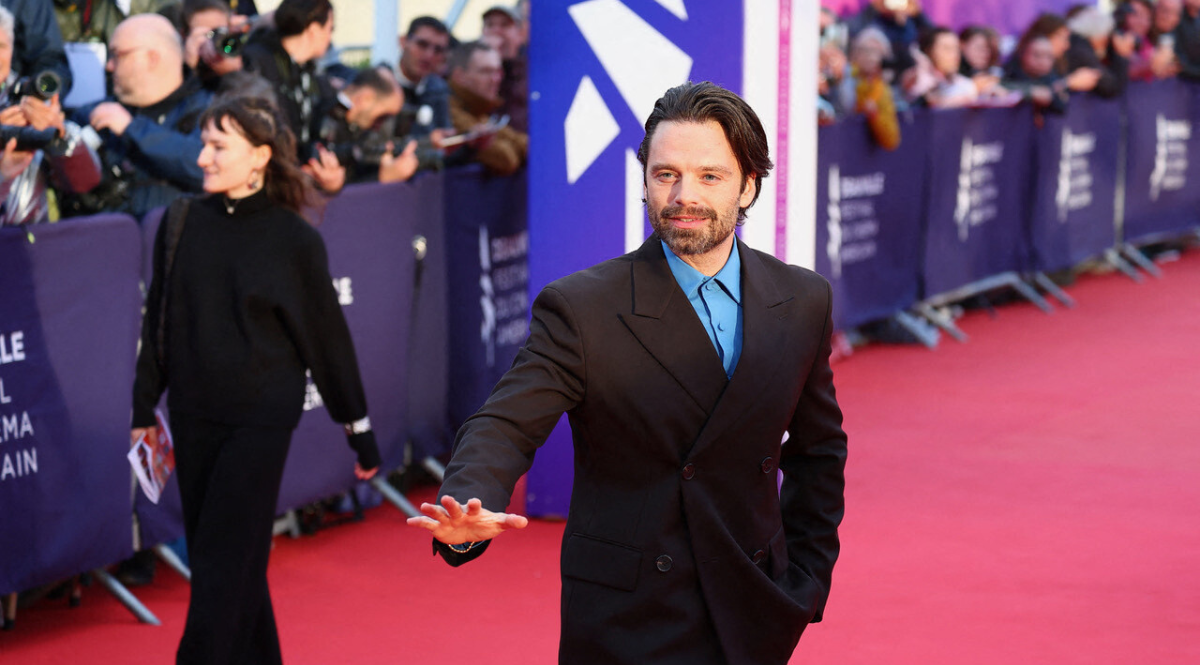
[648,200,740,256]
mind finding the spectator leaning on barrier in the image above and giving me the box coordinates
[0,6,100,226]
[447,40,528,176]
[1,0,73,97]
[241,0,345,194]
[396,16,452,139]
[958,25,1012,98]
[1152,0,1183,45]
[1064,6,1133,97]
[1119,0,1180,80]
[317,65,419,185]
[817,7,848,122]
[904,26,979,108]
[838,27,901,150]
[1174,0,1200,81]
[63,14,210,220]
[1007,13,1104,97]
[481,4,528,134]
[1003,35,1070,115]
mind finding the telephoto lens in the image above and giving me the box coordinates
[210,27,248,58]
[10,71,62,101]
[0,125,58,151]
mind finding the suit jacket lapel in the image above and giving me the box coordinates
[618,236,729,413]
[688,237,796,455]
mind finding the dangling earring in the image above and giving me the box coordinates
[248,170,261,192]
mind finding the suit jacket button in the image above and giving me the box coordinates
[760,457,775,474]
[752,550,766,564]
[656,555,673,572]
[681,463,696,480]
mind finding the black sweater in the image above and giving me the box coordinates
[132,191,379,467]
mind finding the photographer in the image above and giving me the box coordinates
[317,66,418,184]
[64,13,211,220]
[0,6,100,226]
[241,0,345,194]
[182,0,249,93]
[4,0,73,96]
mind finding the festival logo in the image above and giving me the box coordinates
[1055,128,1096,223]
[824,164,884,279]
[1150,114,1190,201]
[953,137,1003,241]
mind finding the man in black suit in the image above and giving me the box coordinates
[409,82,847,665]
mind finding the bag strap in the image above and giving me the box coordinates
[155,197,191,371]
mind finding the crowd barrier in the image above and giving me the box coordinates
[0,168,529,606]
[815,79,1200,333]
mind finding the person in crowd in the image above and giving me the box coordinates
[480,5,527,133]
[1174,0,1200,81]
[132,95,379,665]
[904,27,979,108]
[846,0,932,80]
[838,27,901,150]
[54,0,128,43]
[1003,35,1070,114]
[3,0,73,96]
[447,41,528,176]
[64,13,210,220]
[318,65,419,184]
[817,7,849,120]
[1064,6,1133,97]
[0,6,100,226]
[1151,0,1183,45]
[958,24,1011,98]
[181,0,249,92]
[1008,13,1104,95]
[409,80,846,665]
[1117,0,1179,80]
[396,16,452,138]
[241,0,344,194]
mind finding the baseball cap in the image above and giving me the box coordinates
[482,5,521,24]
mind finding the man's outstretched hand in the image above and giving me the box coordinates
[407,495,528,545]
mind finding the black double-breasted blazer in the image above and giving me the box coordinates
[438,234,847,664]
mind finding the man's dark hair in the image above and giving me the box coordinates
[348,66,395,97]
[406,16,449,38]
[637,82,773,221]
[275,0,333,38]
[447,40,493,74]
[182,0,231,31]
[918,26,956,58]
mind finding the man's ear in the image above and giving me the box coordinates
[739,173,758,208]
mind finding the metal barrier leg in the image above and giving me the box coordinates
[370,476,421,518]
[1104,248,1143,282]
[892,311,940,349]
[1121,243,1163,278]
[422,457,447,483]
[1032,272,1077,308]
[91,568,160,626]
[1009,275,1054,314]
[272,511,301,539]
[153,543,191,582]
[914,303,968,343]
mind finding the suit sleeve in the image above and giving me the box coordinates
[780,277,847,623]
[433,285,587,566]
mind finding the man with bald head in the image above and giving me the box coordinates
[64,13,212,220]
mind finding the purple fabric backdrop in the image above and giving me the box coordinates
[0,216,143,594]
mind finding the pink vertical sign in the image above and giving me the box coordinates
[775,0,792,259]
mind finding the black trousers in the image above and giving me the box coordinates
[172,412,293,665]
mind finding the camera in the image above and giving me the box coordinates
[0,125,59,151]
[8,71,62,102]
[325,137,405,168]
[210,27,249,58]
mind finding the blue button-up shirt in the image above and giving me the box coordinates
[662,241,743,378]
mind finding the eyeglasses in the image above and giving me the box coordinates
[410,37,447,55]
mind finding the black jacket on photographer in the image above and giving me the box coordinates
[64,77,211,220]
[241,28,335,160]
[5,0,74,96]
[316,95,397,184]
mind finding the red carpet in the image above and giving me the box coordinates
[3,252,1199,664]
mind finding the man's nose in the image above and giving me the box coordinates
[672,176,701,206]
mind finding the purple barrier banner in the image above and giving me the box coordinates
[277,182,417,512]
[1,216,143,594]
[444,167,529,431]
[814,114,927,329]
[1029,95,1121,272]
[923,106,1035,297]
[824,0,1079,39]
[1123,80,1200,244]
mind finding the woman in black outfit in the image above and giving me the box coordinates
[131,96,380,665]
